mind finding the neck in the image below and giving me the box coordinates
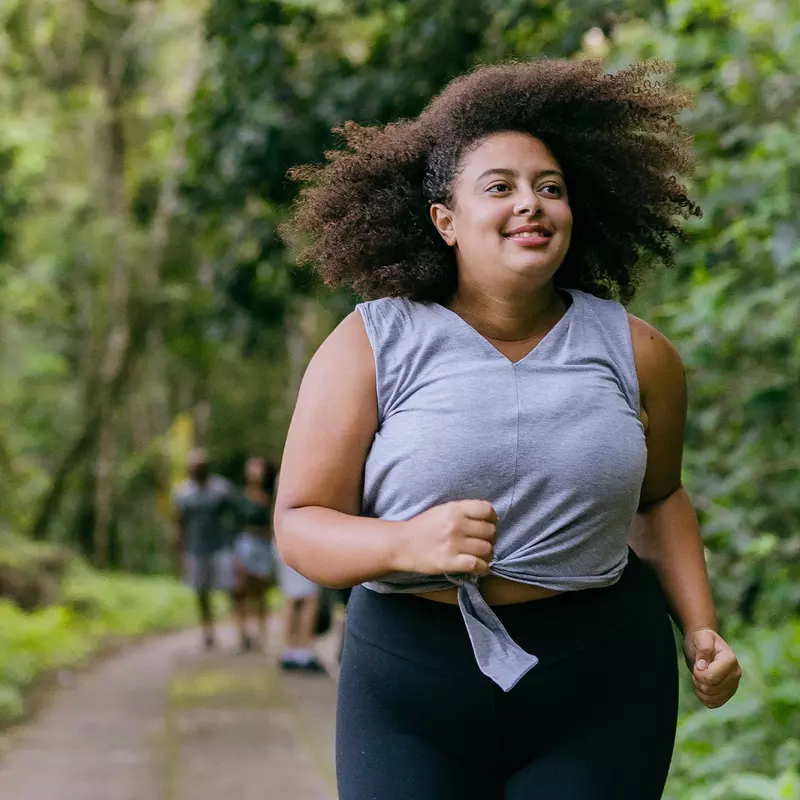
[449,280,564,342]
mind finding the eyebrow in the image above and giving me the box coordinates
[474,168,565,183]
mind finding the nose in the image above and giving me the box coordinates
[513,190,541,217]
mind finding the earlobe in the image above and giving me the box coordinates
[430,203,457,246]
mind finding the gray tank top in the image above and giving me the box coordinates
[357,289,647,691]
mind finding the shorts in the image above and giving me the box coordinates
[273,542,321,600]
[183,550,237,592]
[234,532,274,580]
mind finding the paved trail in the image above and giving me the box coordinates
[0,623,339,800]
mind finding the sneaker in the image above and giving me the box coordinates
[298,658,326,675]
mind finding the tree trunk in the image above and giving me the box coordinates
[92,62,130,568]
[30,44,205,543]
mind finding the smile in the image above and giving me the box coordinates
[504,231,552,247]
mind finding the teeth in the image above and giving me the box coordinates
[510,231,547,237]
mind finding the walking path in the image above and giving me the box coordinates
[0,622,340,800]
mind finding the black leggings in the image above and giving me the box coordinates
[337,551,678,799]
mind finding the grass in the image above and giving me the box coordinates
[0,559,197,725]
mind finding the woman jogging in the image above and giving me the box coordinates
[275,60,741,799]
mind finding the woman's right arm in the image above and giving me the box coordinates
[273,311,406,588]
[274,310,498,588]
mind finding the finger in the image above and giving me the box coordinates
[460,500,499,523]
[692,671,741,700]
[462,520,497,541]
[695,691,728,710]
[695,654,739,686]
[689,628,718,671]
[692,676,734,698]
[459,537,494,561]
[694,681,736,708]
[451,554,491,575]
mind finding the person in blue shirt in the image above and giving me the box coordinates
[173,448,238,650]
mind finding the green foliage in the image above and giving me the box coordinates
[614,0,800,621]
[666,622,800,799]
[0,561,195,725]
[1,0,799,790]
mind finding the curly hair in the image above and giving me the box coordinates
[283,59,702,304]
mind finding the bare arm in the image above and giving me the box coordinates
[273,311,406,588]
[274,311,499,589]
[628,314,716,634]
[629,314,740,708]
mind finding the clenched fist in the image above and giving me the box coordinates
[396,500,498,576]
[683,627,742,709]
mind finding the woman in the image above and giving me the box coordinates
[232,456,276,652]
[275,60,742,799]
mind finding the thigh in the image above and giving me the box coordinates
[183,554,212,591]
[504,613,678,800]
[213,550,237,591]
[336,626,500,800]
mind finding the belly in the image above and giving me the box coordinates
[414,575,563,606]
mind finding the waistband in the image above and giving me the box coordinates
[353,550,668,690]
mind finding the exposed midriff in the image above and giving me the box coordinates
[415,576,563,606]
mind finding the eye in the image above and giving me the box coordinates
[486,182,512,193]
[540,183,564,197]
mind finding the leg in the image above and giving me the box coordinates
[295,593,320,649]
[503,612,678,800]
[252,579,268,648]
[283,598,300,648]
[197,589,214,648]
[337,610,501,800]
[185,554,215,649]
[232,562,250,650]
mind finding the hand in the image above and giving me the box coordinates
[397,500,498,576]
[683,627,742,709]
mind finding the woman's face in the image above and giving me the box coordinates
[245,457,265,486]
[430,132,572,293]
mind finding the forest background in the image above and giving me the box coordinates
[0,0,798,797]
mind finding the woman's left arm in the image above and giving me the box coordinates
[629,315,741,709]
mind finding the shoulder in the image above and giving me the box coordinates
[172,480,194,506]
[210,475,233,494]
[627,313,686,403]
[299,310,377,399]
[312,309,374,369]
[356,296,423,342]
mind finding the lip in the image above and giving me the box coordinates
[503,224,553,247]
[504,224,553,236]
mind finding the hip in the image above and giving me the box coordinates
[347,550,673,675]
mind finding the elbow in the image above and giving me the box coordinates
[274,507,349,589]
[272,509,301,571]
[637,483,684,514]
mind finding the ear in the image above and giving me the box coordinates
[430,203,457,246]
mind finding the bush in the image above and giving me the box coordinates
[665,621,800,799]
[0,561,196,725]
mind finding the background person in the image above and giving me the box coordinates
[173,448,238,650]
[232,456,277,652]
[272,470,325,673]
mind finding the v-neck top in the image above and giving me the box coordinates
[357,289,647,691]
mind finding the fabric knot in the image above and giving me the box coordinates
[457,580,539,692]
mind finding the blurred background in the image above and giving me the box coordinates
[0,0,798,798]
